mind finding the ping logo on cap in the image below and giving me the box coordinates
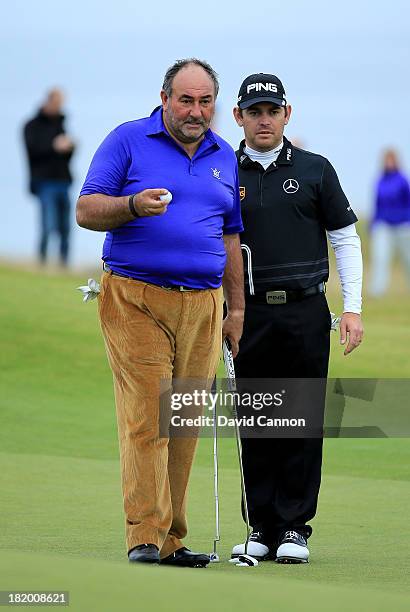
[237,73,286,109]
[247,82,278,94]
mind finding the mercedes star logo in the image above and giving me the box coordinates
[283,178,300,194]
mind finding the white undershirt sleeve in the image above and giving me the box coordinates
[327,224,363,314]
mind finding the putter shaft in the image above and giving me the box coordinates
[223,340,252,556]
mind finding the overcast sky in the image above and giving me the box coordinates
[2,0,409,265]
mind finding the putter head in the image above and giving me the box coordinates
[209,552,220,563]
[236,554,258,567]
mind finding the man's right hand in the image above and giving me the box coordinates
[76,189,171,231]
[133,189,170,217]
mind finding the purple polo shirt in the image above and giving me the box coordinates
[80,106,243,288]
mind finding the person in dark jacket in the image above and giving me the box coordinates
[23,89,75,265]
[369,149,410,296]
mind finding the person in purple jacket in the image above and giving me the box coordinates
[76,59,244,567]
[369,149,410,296]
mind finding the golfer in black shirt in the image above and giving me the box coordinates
[231,73,364,563]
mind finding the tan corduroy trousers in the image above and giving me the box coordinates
[98,271,223,558]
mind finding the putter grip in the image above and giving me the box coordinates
[223,339,237,392]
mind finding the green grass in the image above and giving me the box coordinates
[2,550,409,612]
[0,263,409,611]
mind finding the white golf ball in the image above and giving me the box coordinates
[159,191,172,204]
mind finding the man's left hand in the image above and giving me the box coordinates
[222,310,244,358]
[340,312,364,355]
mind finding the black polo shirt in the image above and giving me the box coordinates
[237,136,357,292]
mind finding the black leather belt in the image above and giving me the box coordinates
[103,263,197,292]
[247,283,325,305]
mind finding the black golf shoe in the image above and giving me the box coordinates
[161,547,210,568]
[231,531,270,560]
[128,544,160,564]
[275,531,309,564]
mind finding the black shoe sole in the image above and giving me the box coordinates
[128,558,160,564]
[230,554,270,562]
[191,561,209,568]
[275,557,308,564]
[161,560,209,568]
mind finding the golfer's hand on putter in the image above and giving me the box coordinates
[340,312,364,355]
[222,310,244,358]
[133,189,170,217]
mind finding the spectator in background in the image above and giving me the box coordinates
[23,89,75,266]
[369,149,410,296]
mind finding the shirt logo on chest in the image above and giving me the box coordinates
[211,167,221,179]
[239,186,246,201]
[283,178,299,194]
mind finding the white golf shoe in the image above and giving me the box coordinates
[231,531,270,560]
[275,530,309,564]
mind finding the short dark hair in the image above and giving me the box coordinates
[162,58,219,98]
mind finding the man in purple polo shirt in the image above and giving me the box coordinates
[76,58,244,567]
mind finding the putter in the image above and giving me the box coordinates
[223,339,258,568]
[209,379,220,562]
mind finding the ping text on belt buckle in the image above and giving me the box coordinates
[266,290,287,304]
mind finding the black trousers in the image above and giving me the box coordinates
[234,292,331,545]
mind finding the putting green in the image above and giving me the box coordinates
[1,548,409,612]
[1,264,409,610]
